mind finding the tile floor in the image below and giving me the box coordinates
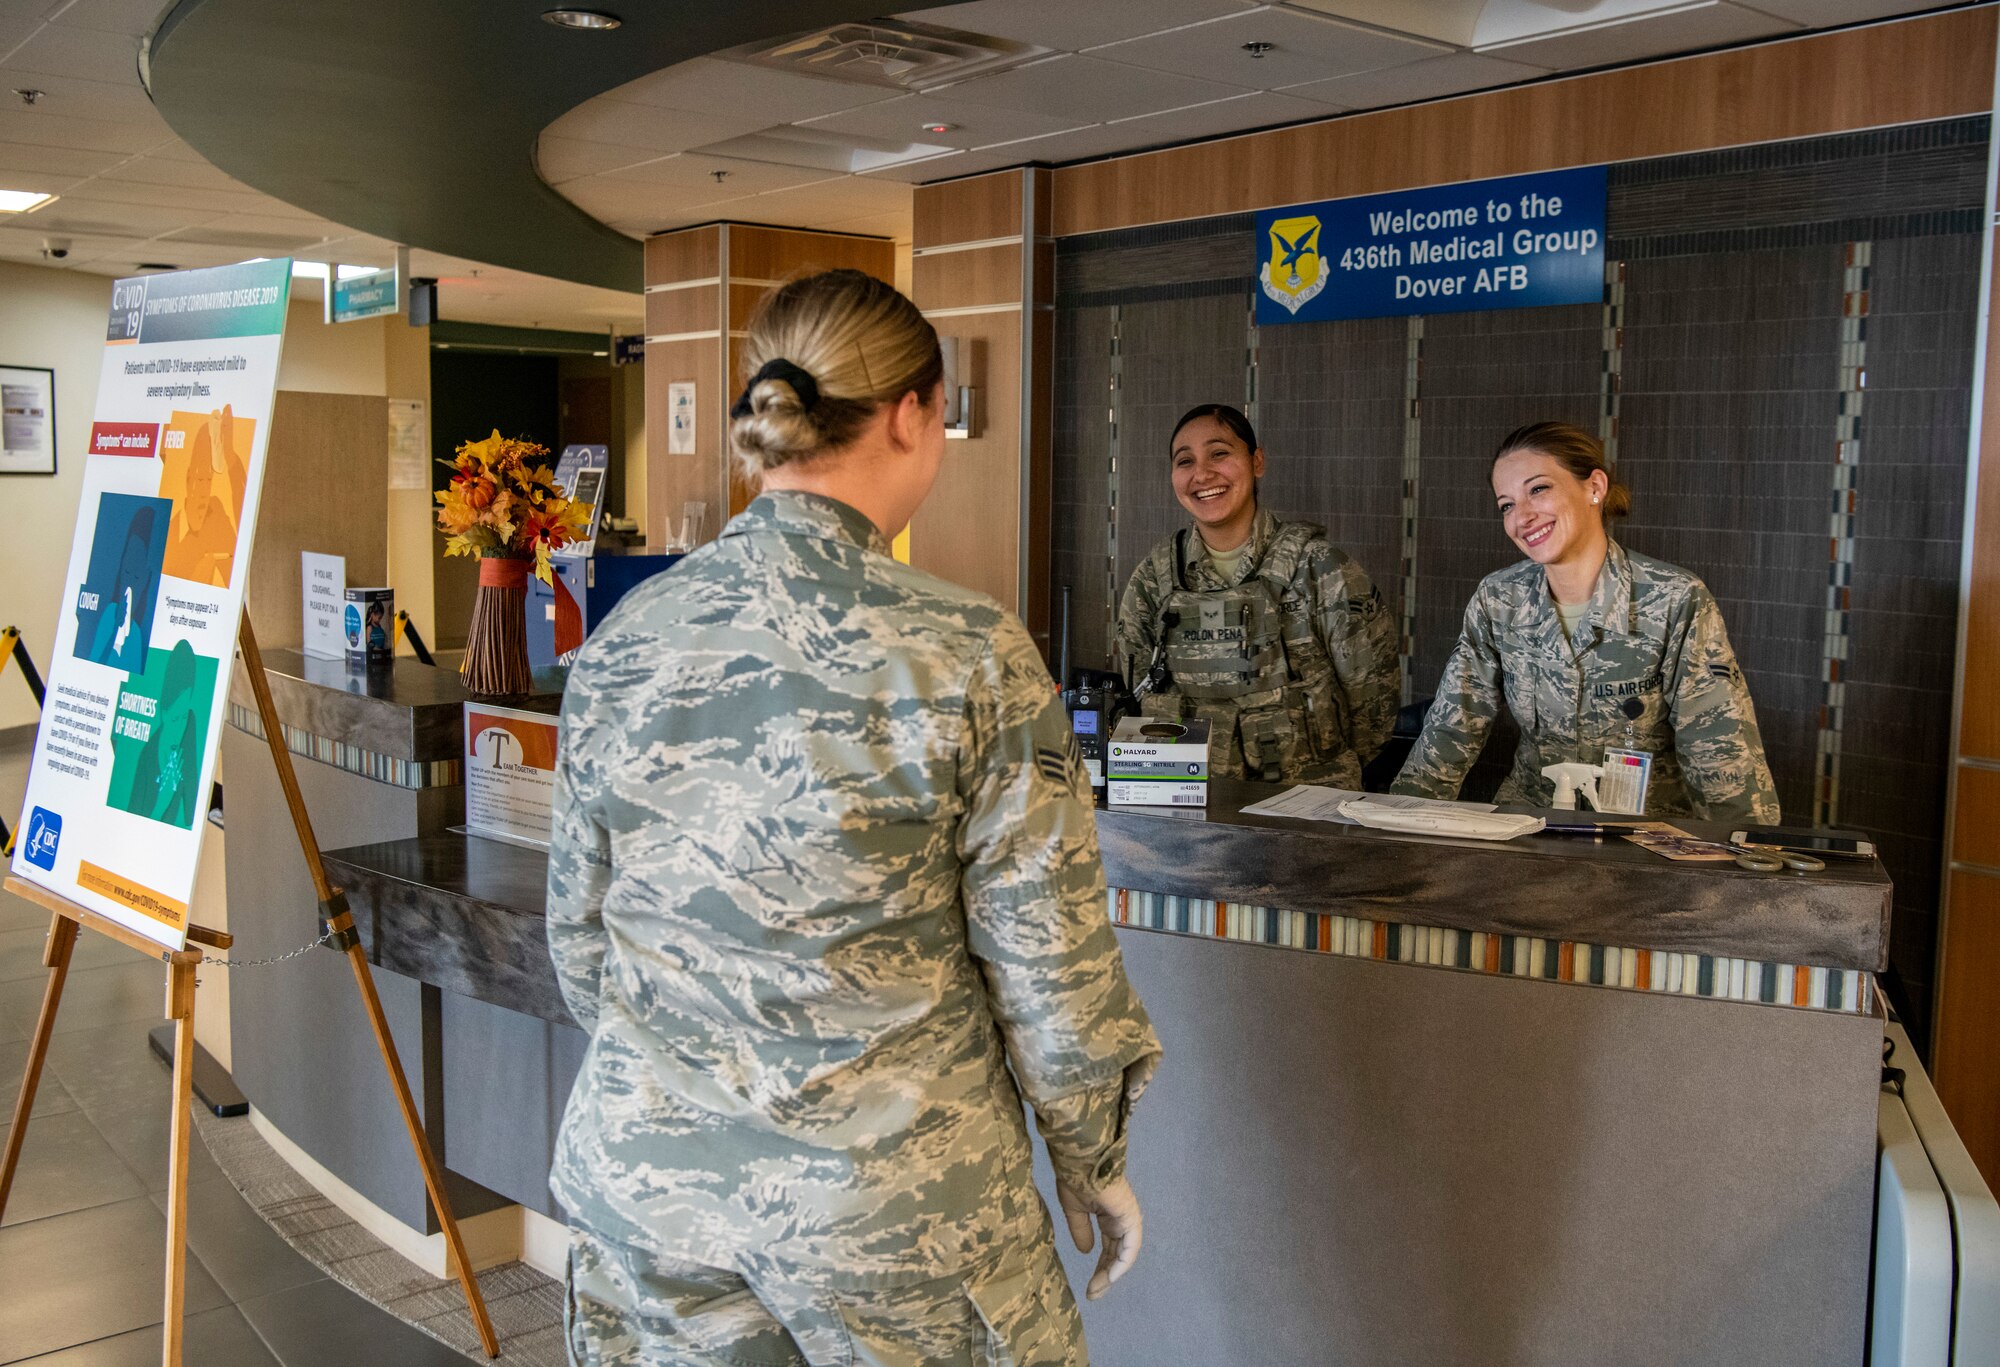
[1,732,477,1364]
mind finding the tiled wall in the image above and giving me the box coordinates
[1050,118,1987,1041]
[1256,315,1407,644]
[1616,246,1847,822]
[1838,233,1980,1020]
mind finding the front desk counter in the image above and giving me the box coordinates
[227,656,1891,1367]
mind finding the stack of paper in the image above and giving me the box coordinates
[1238,786,1498,826]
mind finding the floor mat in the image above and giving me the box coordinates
[192,1107,568,1365]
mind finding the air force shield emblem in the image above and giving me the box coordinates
[1261,215,1326,315]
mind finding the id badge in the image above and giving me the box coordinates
[1598,748,1653,815]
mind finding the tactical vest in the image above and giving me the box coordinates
[1147,522,1343,778]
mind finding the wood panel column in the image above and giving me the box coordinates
[1933,48,2000,1189]
[642,225,895,546]
[908,168,1055,650]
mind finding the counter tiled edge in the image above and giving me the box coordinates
[227,703,464,790]
[1110,889,1877,1015]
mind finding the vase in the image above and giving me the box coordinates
[462,555,532,695]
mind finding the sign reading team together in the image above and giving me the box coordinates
[1256,165,1608,325]
[12,260,293,950]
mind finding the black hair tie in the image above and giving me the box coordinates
[730,358,820,419]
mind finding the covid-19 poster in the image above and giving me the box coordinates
[11,259,292,950]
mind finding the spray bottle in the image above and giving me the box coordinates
[1543,761,1604,811]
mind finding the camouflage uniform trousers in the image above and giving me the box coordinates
[565,1224,1086,1367]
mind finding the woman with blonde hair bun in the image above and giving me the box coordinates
[1395,420,1779,821]
[547,268,1161,1367]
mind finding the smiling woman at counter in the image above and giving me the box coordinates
[1394,421,1780,822]
[1113,402,1400,789]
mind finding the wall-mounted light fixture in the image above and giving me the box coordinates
[940,335,978,439]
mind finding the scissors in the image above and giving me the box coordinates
[1732,846,1826,873]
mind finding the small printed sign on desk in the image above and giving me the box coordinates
[463,703,558,848]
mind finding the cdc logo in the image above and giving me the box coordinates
[22,807,61,871]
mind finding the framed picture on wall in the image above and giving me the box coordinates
[0,365,55,475]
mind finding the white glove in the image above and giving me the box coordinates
[1056,1177,1143,1300]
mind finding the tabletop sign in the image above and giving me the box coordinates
[300,551,345,660]
[12,260,293,949]
[329,266,399,325]
[463,703,558,848]
[1255,165,1608,326]
[551,444,608,560]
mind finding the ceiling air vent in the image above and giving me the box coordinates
[721,20,1049,91]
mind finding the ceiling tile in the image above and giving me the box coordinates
[604,212,708,239]
[800,93,1093,150]
[554,176,683,225]
[0,224,159,265]
[1280,0,1487,46]
[542,98,771,156]
[938,53,1250,122]
[1278,50,1547,108]
[31,196,200,237]
[1091,9,1449,89]
[49,0,171,36]
[739,174,912,220]
[893,0,1258,53]
[144,138,213,165]
[987,89,1339,165]
[690,123,956,174]
[0,67,159,121]
[1738,0,1942,22]
[600,151,840,196]
[0,21,140,82]
[535,134,669,183]
[0,166,69,194]
[0,139,124,175]
[1476,2,1797,68]
[158,219,339,252]
[99,154,249,190]
[857,149,970,184]
[602,57,902,122]
[185,210,341,240]
[0,105,166,153]
[0,0,56,26]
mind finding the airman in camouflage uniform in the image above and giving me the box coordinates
[1113,509,1401,790]
[548,489,1161,1367]
[1393,540,1781,823]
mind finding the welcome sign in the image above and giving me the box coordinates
[1255,166,1608,325]
[12,260,292,949]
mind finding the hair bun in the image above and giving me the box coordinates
[727,268,943,483]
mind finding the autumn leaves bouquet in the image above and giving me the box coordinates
[436,430,590,693]
[434,429,590,583]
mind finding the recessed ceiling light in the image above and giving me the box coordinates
[921,122,958,134]
[0,189,55,213]
[542,9,620,29]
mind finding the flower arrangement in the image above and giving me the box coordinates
[434,429,590,583]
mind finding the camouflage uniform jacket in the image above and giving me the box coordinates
[546,490,1161,1287]
[1113,509,1400,789]
[1393,541,1781,823]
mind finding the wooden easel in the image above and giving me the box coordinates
[0,619,500,1365]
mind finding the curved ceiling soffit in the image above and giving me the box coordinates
[146,0,955,294]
